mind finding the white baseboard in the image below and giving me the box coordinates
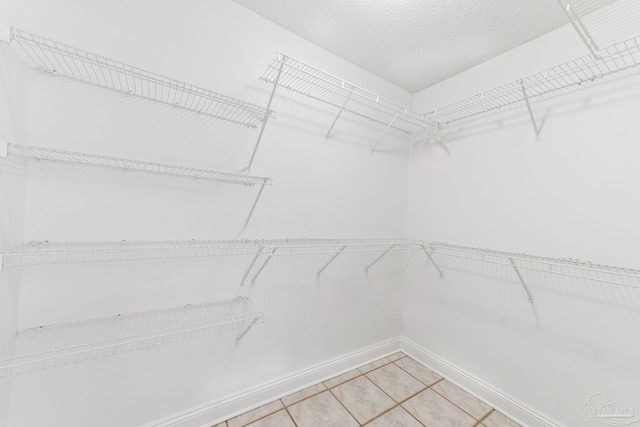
[144,338,403,427]
[145,337,564,427]
[400,337,567,427]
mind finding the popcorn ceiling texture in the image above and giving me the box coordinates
[232,0,568,92]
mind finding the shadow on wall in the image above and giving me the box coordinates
[407,251,640,376]
[414,68,640,153]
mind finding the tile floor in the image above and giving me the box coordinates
[214,352,522,427]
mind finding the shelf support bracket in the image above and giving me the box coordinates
[325,90,352,140]
[243,182,267,230]
[371,112,400,153]
[421,245,444,279]
[508,257,535,304]
[240,247,264,287]
[246,60,284,171]
[235,317,260,346]
[520,83,542,141]
[251,247,278,286]
[555,0,599,59]
[317,245,348,278]
[365,244,397,273]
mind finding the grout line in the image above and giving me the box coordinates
[283,405,299,427]
[474,408,495,427]
[430,381,493,422]
[327,387,363,426]
[235,401,285,427]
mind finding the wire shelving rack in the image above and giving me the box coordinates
[0,297,264,378]
[1,142,272,186]
[426,35,640,127]
[260,52,436,151]
[0,26,273,129]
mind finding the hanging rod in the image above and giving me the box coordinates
[260,52,435,146]
[0,141,273,186]
[425,35,640,126]
[0,25,274,128]
[0,297,264,378]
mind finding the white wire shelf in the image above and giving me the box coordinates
[0,239,416,269]
[426,35,640,125]
[0,297,264,377]
[260,52,435,148]
[557,0,640,57]
[1,142,273,186]
[1,25,273,128]
[417,242,640,304]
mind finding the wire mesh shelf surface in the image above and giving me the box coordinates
[261,52,435,134]
[1,142,272,186]
[0,297,264,377]
[0,239,417,268]
[420,242,640,290]
[563,0,640,53]
[427,35,640,125]
[3,26,273,128]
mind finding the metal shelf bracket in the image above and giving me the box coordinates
[317,245,348,278]
[508,257,535,303]
[520,82,542,141]
[371,112,401,153]
[421,245,444,279]
[251,247,278,286]
[365,244,397,273]
[239,247,264,287]
[243,183,267,230]
[556,0,600,59]
[325,90,353,140]
[235,316,260,346]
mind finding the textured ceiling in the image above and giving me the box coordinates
[232,0,568,93]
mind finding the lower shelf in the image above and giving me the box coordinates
[0,297,264,378]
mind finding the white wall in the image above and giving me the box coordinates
[0,1,30,425]
[2,1,411,426]
[404,25,640,427]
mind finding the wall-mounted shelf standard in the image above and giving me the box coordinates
[417,242,640,303]
[426,35,640,131]
[0,297,264,378]
[0,25,276,170]
[260,52,436,152]
[0,141,272,229]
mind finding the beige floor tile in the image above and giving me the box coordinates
[402,389,477,427]
[394,356,442,386]
[227,401,283,427]
[366,363,426,402]
[386,352,407,362]
[282,383,326,406]
[245,410,295,427]
[212,422,227,427]
[365,406,423,427]
[358,357,390,374]
[432,379,492,420]
[323,369,361,389]
[288,391,358,427]
[331,376,395,424]
[483,410,522,427]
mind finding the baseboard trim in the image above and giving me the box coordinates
[144,338,403,427]
[400,337,567,427]
[145,337,565,427]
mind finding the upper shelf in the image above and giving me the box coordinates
[557,0,640,58]
[426,35,640,126]
[1,142,272,186]
[0,25,273,128]
[260,52,435,140]
[0,297,264,377]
